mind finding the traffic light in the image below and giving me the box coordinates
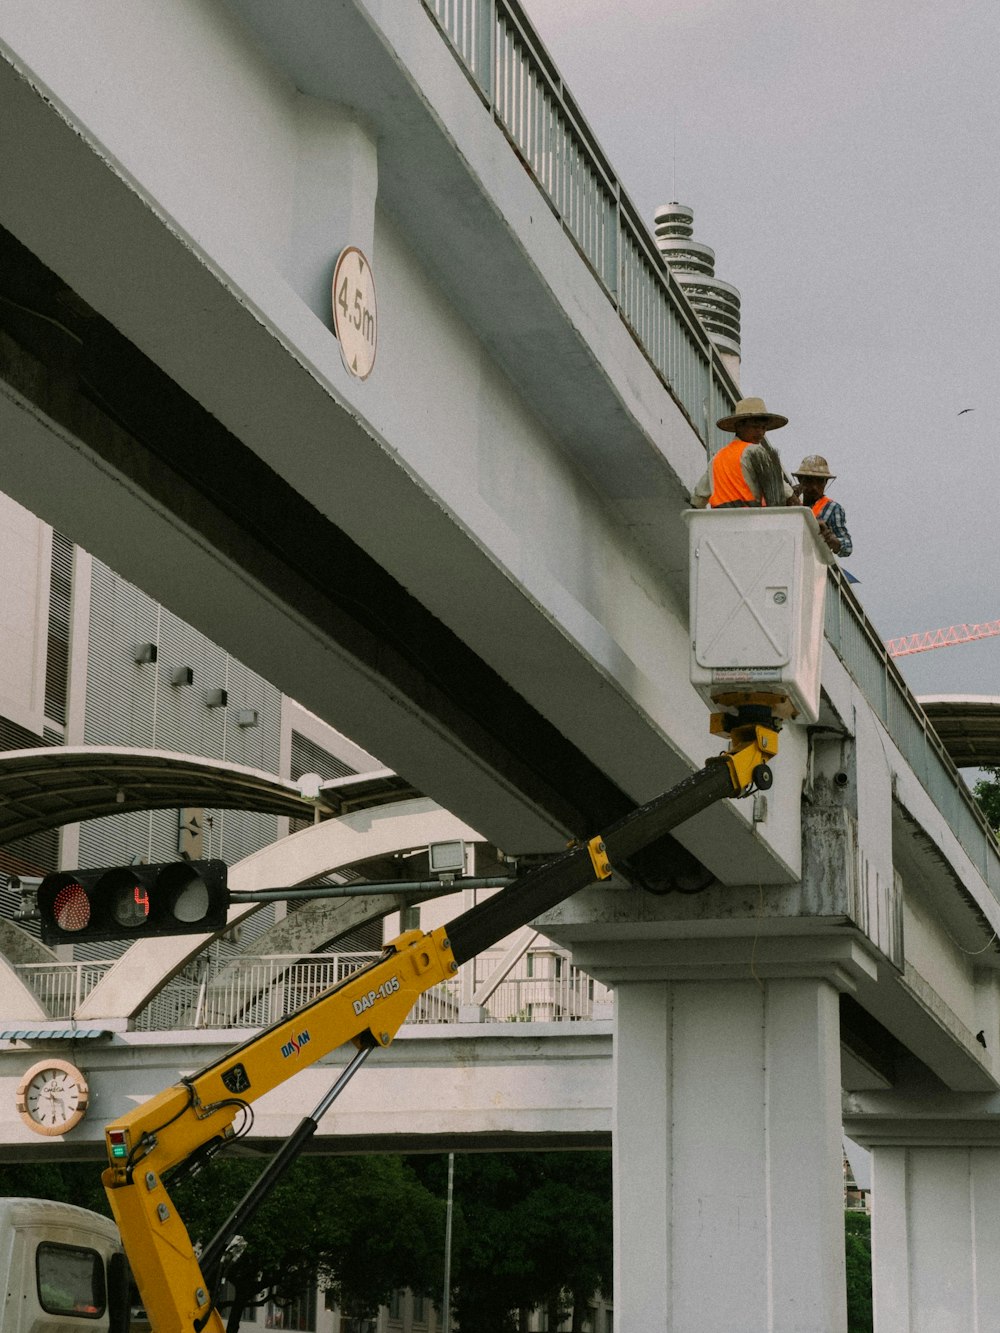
[37,860,229,944]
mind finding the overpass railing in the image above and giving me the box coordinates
[825,569,1000,899]
[422,0,737,450]
[14,961,112,1016]
[421,3,1000,897]
[14,951,610,1029]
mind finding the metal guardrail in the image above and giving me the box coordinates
[424,0,1000,923]
[825,570,1000,900]
[15,953,610,1027]
[422,0,738,448]
[15,962,112,1016]
[481,971,607,1022]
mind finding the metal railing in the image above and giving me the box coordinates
[421,0,1000,917]
[825,570,1000,902]
[14,952,611,1028]
[423,0,736,448]
[171,951,608,1029]
[477,972,606,1023]
[16,961,112,1017]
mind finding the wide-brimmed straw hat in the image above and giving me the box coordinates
[716,396,788,433]
[793,454,836,480]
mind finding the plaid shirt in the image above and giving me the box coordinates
[815,498,852,557]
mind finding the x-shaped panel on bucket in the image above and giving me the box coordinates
[694,533,793,668]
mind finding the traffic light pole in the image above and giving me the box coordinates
[227,876,514,904]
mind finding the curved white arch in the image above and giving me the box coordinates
[75,798,482,1020]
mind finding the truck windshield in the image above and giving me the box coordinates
[36,1241,107,1319]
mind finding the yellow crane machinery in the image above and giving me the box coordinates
[102,714,779,1333]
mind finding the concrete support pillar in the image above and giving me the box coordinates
[869,1144,1000,1332]
[614,975,846,1332]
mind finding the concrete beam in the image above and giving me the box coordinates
[0,1022,612,1161]
[0,2,799,886]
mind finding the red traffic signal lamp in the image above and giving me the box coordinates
[37,860,229,944]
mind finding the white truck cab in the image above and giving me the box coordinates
[0,1197,133,1333]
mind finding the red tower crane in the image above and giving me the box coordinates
[886,620,1000,658]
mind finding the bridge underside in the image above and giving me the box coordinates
[0,1,795,890]
[0,223,632,851]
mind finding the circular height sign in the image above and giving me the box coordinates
[332,246,377,380]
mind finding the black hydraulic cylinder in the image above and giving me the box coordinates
[196,1112,319,1297]
[195,1048,371,1305]
[445,758,736,965]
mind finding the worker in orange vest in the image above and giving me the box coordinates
[791,455,852,556]
[691,397,790,509]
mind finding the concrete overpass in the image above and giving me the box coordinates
[0,794,613,1164]
[3,3,1000,1328]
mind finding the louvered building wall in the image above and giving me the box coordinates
[80,560,283,865]
[0,530,70,897]
[1,497,369,964]
[74,561,289,959]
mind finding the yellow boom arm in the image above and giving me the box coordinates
[103,720,778,1333]
[102,926,456,1333]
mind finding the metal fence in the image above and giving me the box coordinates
[16,962,112,1016]
[475,971,607,1023]
[422,0,735,448]
[422,0,1000,912]
[15,953,609,1027]
[824,570,1000,900]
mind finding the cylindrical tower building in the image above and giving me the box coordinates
[654,202,742,384]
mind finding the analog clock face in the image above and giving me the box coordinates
[16,1059,89,1136]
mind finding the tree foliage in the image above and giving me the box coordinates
[170,1154,445,1329]
[0,1161,108,1215]
[1,1155,444,1332]
[844,1210,873,1333]
[410,1151,612,1333]
[973,767,1000,830]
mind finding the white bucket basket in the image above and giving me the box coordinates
[684,508,834,723]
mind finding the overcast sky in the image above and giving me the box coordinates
[522,0,1000,706]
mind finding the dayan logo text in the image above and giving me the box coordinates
[281,1030,311,1059]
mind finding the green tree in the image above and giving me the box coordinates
[845,1210,873,1333]
[974,767,1000,830]
[411,1151,612,1332]
[170,1155,444,1331]
[2,1156,444,1333]
[506,1155,612,1330]
[0,1162,108,1215]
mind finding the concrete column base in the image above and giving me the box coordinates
[614,975,846,1332]
[868,1144,1000,1332]
[846,1082,1000,1329]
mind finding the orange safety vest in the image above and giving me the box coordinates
[811,497,831,522]
[709,439,760,507]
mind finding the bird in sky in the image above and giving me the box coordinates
[958,408,975,415]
